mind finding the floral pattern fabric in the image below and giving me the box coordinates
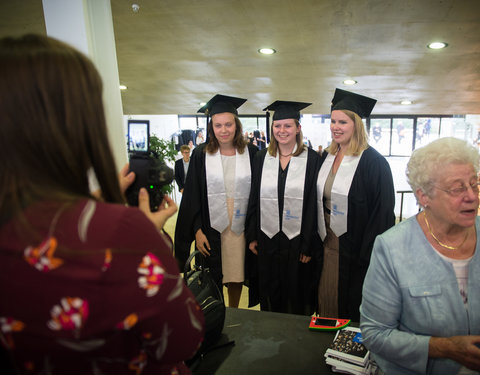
[0,200,204,375]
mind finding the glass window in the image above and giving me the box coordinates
[391,118,414,156]
[369,118,391,155]
[414,117,440,148]
[440,117,467,139]
[197,116,208,129]
[240,117,259,133]
[179,116,197,130]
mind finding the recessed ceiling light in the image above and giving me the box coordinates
[119,85,127,90]
[401,100,412,105]
[343,79,357,85]
[428,42,448,49]
[258,48,276,55]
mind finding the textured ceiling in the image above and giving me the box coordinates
[1,0,479,115]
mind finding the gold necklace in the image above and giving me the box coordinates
[423,211,468,250]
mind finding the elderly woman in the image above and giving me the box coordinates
[360,137,480,374]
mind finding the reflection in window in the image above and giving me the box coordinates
[391,118,414,156]
[369,119,391,155]
[414,118,440,149]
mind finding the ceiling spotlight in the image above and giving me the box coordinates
[343,79,357,85]
[428,42,447,49]
[120,85,127,90]
[258,48,276,55]
[132,4,140,13]
[401,100,412,105]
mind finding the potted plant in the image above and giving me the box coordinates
[148,135,177,195]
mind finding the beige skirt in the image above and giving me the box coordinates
[317,213,339,317]
[220,197,245,284]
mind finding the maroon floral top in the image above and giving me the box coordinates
[0,200,204,375]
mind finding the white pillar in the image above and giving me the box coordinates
[42,0,127,169]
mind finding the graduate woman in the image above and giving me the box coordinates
[316,89,395,321]
[174,95,258,308]
[246,101,321,315]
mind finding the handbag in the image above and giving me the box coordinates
[184,250,226,355]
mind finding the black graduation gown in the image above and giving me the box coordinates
[245,147,322,315]
[318,146,395,321]
[174,143,258,290]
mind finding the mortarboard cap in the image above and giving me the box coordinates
[262,100,312,121]
[197,94,247,116]
[330,88,377,118]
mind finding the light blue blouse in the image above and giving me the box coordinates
[360,215,480,374]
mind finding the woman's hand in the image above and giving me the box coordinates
[249,241,258,255]
[138,188,177,231]
[299,254,311,263]
[195,229,211,256]
[429,335,480,370]
[119,163,136,193]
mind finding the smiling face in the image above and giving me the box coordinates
[212,112,236,147]
[419,163,479,229]
[330,110,355,148]
[272,118,300,149]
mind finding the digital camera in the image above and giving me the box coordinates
[125,120,173,211]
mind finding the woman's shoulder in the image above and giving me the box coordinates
[79,200,164,248]
[359,146,391,173]
[376,215,421,247]
[361,146,387,162]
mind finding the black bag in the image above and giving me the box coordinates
[184,250,226,355]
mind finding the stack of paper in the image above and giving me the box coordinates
[324,326,371,375]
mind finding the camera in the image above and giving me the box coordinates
[125,120,173,211]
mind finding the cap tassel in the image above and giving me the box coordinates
[265,111,270,144]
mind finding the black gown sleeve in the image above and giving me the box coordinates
[245,149,267,245]
[299,148,321,256]
[357,148,396,263]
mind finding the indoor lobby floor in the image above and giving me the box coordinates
[164,210,258,310]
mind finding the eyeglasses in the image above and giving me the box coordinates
[434,181,480,197]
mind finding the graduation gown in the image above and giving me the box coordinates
[174,143,258,289]
[318,146,395,321]
[245,147,322,315]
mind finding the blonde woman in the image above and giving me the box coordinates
[316,89,395,321]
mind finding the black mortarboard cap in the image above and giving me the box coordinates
[262,100,312,121]
[330,88,377,118]
[197,94,247,116]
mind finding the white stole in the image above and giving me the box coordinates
[206,149,251,235]
[317,151,363,240]
[260,146,307,239]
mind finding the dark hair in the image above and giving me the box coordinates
[205,113,247,154]
[0,34,124,227]
[267,119,305,157]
